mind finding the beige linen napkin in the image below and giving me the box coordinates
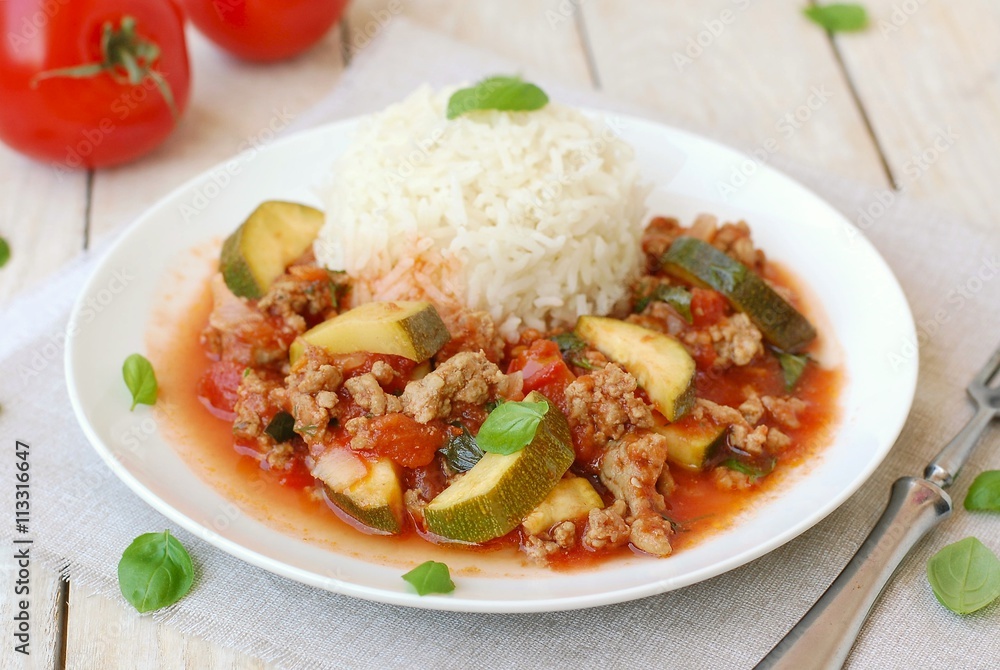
[2,18,999,670]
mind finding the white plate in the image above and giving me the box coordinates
[65,112,917,612]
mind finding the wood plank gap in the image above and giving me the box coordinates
[82,170,94,250]
[338,18,353,65]
[806,0,899,190]
[573,7,602,89]
[54,576,69,670]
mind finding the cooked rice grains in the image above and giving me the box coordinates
[315,85,649,339]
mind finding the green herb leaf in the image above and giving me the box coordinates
[264,412,296,443]
[402,560,455,596]
[720,456,776,480]
[926,537,1000,614]
[122,353,158,410]
[446,75,549,120]
[439,423,484,473]
[0,236,10,268]
[964,471,1000,512]
[776,351,810,391]
[634,285,693,322]
[118,530,194,613]
[476,399,549,455]
[550,332,598,370]
[803,4,869,32]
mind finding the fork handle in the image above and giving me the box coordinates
[924,406,997,487]
[755,477,952,670]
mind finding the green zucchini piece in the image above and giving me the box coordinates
[220,201,324,299]
[521,476,604,536]
[423,392,575,543]
[313,450,405,535]
[661,236,816,352]
[652,415,729,471]
[575,315,696,421]
[289,301,450,365]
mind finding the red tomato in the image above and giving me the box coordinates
[507,339,576,406]
[690,287,729,327]
[0,1,190,168]
[197,360,245,419]
[358,414,448,469]
[180,0,349,62]
[277,458,315,489]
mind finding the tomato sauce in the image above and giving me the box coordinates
[149,253,842,573]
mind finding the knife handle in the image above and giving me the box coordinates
[755,477,952,670]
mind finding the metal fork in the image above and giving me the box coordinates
[756,343,1000,670]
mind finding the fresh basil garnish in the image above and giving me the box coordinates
[964,471,1000,512]
[118,530,194,613]
[446,75,549,120]
[720,456,776,481]
[122,353,158,410]
[707,262,745,294]
[550,332,598,370]
[476,399,549,456]
[634,285,693,322]
[775,351,810,391]
[0,236,10,268]
[402,560,455,596]
[265,412,296,443]
[439,423,484,473]
[926,537,1000,615]
[803,4,868,32]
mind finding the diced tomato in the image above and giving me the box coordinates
[277,458,315,490]
[197,360,245,419]
[359,413,449,468]
[690,288,728,327]
[507,339,576,405]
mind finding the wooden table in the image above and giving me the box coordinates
[2,1,996,667]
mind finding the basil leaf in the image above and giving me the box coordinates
[265,412,296,443]
[706,262,744,294]
[964,471,1000,512]
[402,560,455,596]
[439,423,484,473]
[0,236,10,268]
[118,530,194,613]
[122,353,158,410]
[926,537,1000,615]
[634,285,693,322]
[803,4,868,32]
[476,399,549,455]
[720,456,776,481]
[776,351,810,391]
[446,75,549,119]
[550,332,598,370]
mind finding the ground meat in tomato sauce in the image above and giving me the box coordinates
[195,213,841,566]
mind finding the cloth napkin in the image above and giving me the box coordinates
[2,18,999,670]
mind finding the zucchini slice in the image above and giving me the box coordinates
[521,476,604,536]
[220,200,324,299]
[661,236,816,352]
[313,450,405,535]
[423,392,575,543]
[575,315,696,421]
[289,301,450,365]
[652,415,728,471]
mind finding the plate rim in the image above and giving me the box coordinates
[64,110,918,612]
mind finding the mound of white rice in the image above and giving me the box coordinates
[315,85,649,339]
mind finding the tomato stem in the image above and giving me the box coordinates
[31,16,179,121]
